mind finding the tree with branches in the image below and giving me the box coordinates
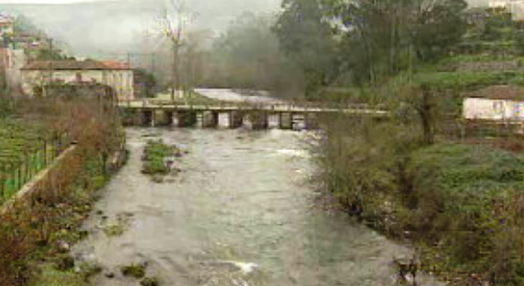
[159,0,192,101]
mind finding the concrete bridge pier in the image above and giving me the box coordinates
[304,113,319,130]
[141,110,154,127]
[250,111,269,130]
[154,110,173,127]
[279,112,293,130]
[229,111,244,129]
[175,111,197,128]
[202,111,219,128]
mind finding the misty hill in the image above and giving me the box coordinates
[0,0,281,58]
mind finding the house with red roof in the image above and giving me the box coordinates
[0,15,14,37]
[20,59,135,100]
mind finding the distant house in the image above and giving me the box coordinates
[463,85,524,122]
[0,15,14,37]
[0,47,26,93]
[21,60,135,101]
[486,0,524,20]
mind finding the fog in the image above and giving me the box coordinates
[0,0,281,57]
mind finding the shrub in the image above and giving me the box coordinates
[406,144,524,284]
[121,264,146,279]
[142,140,177,176]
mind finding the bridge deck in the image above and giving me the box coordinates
[118,101,389,117]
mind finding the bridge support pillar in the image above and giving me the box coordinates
[229,111,244,129]
[304,113,319,130]
[250,111,268,130]
[175,111,197,128]
[279,112,293,130]
[202,111,219,128]
[141,110,153,127]
[154,110,173,127]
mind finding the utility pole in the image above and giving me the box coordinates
[43,38,54,97]
[151,53,156,74]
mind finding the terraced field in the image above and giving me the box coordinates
[0,119,65,203]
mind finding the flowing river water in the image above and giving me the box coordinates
[73,127,445,286]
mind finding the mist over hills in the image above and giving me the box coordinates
[0,0,281,58]
[0,0,495,58]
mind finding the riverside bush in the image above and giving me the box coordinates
[0,96,123,286]
[406,144,524,284]
[142,140,176,175]
[314,114,524,285]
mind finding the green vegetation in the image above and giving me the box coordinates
[140,277,160,286]
[30,266,88,286]
[407,145,524,285]
[0,96,124,286]
[102,215,131,237]
[314,113,524,285]
[142,140,178,176]
[121,264,147,279]
[102,223,126,237]
[0,118,57,202]
[412,71,524,91]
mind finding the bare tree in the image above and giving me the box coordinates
[159,0,191,101]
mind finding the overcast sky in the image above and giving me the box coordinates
[0,0,282,58]
[0,0,487,58]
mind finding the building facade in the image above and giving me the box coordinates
[0,15,14,37]
[463,86,524,122]
[21,60,135,101]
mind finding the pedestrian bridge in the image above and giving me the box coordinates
[118,100,388,130]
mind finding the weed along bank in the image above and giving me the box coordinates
[0,95,125,286]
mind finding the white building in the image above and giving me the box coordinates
[463,86,524,122]
[21,60,135,101]
[0,15,14,37]
[483,0,524,20]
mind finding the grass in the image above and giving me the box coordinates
[101,215,130,237]
[30,266,88,286]
[121,264,146,279]
[140,277,160,286]
[409,143,524,196]
[412,71,524,91]
[438,54,524,65]
[405,144,524,284]
[142,140,178,176]
[0,118,59,202]
[102,223,126,237]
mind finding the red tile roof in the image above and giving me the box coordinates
[101,60,130,70]
[466,85,524,101]
[22,60,132,71]
[0,16,14,25]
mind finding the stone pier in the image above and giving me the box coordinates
[279,112,293,130]
[229,111,244,128]
[250,111,268,130]
[142,110,153,126]
[154,110,173,126]
[175,111,197,127]
[304,113,319,130]
[202,111,219,128]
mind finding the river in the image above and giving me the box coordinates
[73,127,444,286]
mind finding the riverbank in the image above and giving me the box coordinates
[0,96,125,286]
[313,115,524,286]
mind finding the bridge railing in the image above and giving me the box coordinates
[119,99,380,112]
